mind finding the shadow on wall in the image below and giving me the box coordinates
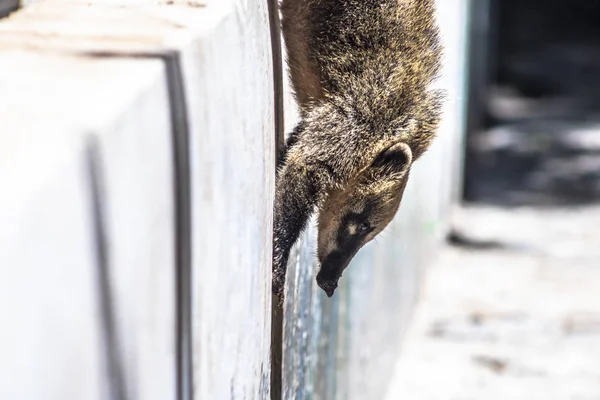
[464,0,600,207]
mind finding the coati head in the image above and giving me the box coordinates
[316,140,413,297]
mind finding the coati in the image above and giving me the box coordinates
[273,0,443,303]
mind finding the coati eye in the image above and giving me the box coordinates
[358,221,371,234]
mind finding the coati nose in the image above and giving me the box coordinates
[316,250,351,298]
[316,275,338,298]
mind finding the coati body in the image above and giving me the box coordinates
[273,0,443,302]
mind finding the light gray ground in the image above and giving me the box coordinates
[385,205,600,400]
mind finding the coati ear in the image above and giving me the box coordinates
[371,141,413,175]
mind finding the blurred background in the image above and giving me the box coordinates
[387,0,600,398]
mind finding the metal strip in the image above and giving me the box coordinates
[267,0,286,398]
[269,0,286,165]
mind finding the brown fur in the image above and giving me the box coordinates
[273,0,444,303]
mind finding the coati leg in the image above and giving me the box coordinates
[272,158,324,303]
[272,115,342,303]
[272,123,314,304]
[272,131,337,302]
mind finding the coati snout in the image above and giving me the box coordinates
[316,142,412,297]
